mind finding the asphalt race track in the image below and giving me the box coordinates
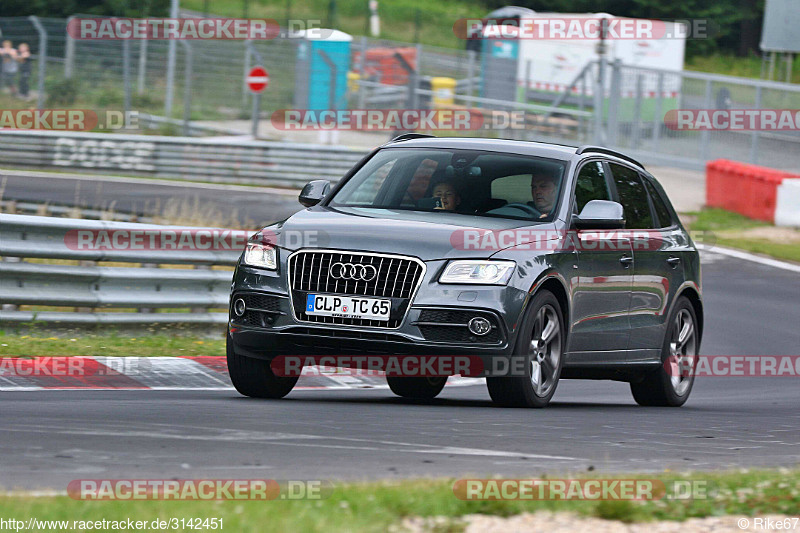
[2,249,799,490]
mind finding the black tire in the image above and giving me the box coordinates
[630,296,699,407]
[386,376,447,399]
[226,335,298,399]
[486,290,565,408]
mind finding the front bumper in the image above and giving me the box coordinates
[229,262,529,365]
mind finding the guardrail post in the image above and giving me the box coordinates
[652,72,664,151]
[123,40,132,117]
[466,50,476,98]
[164,0,179,117]
[700,79,713,161]
[357,36,367,109]
[607,59,621,147]
[64,15,75,79]
[632,74,643,148]
[76,260,96,314]
[749,86,762,164]
[137,39,148,95]
[593,59,605,145]
[180,41,193,136]
[579,74,586,141]
[138,263,157,314]
[28,16,48,111]
[242,40,251,109]
[191,264,212,314]
[0,257,21,313]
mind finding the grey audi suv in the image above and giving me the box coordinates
[227,135,702,408]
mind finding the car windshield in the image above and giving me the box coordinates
[329,148,568,222]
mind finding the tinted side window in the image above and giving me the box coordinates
[642,177,674,228]
[574,161,611,213]
[609,163,654,229]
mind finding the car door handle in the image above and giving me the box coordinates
[667,256,681,267]
[619,256,634,266]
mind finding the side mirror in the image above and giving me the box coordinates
[298,180,331,207]
[572,200,626,230]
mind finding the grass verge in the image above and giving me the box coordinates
[0,333,225,357]
[688,208,800,264]
[1,470,799,532]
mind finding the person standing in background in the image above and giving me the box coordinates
[0,40,19,96]
[17,43,31,99]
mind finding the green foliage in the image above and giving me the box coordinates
[44,77,80,106]
[0,0,170,18]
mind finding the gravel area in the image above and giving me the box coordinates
[397,512,797,533]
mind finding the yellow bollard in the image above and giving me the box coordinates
[430,77,457,109]
[347,71,361,93]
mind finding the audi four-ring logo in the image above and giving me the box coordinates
[329,262,378,281]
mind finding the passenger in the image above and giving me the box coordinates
[432,181,461,211]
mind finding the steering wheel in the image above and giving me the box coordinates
[487,202,542,218]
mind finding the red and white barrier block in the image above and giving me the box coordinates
[776,178,800,227]
[0,356,478,391]
[706,160,800,227]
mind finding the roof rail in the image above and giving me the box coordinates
[389,133,436,142]
[575,146,644,169]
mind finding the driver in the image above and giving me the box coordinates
[529,169,559,218]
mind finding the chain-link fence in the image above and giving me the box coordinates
[600,62,800,171]
[2,15,800,171]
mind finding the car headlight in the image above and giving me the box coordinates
[439,260,515,285]
[243,242,277,270]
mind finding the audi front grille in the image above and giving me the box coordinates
[288,250,425,329]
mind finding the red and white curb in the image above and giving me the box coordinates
[0,356,481,391]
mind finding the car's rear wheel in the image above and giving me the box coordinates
[226,334,298,398]
[486,290,564,408]
[630,296,699,407]
[386,376,447,399]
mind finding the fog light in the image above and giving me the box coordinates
[233,298,246,317]
[468,317,492,336]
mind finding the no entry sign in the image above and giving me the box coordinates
[246,66,269,93]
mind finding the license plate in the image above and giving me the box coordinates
[305,294,391,321]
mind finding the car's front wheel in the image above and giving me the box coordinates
[486,290,565,408]
[226,334,298,398]
[386,376,447,399]
[630,296,699,407]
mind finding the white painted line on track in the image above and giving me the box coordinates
[699,244,800,273]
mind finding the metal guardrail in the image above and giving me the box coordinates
[0,131,367,187]
[0,214,240,325]
[0,200,153,223]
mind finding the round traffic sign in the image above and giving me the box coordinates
[246,66,269,93]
